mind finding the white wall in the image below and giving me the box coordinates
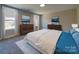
[42,15,51,29]
[42,9,77,31]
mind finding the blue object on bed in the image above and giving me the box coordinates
[72,31,79,50]
[55,32,79,54]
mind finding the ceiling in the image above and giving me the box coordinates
[7,4,78,14]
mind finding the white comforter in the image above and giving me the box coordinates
[24,29,62,54]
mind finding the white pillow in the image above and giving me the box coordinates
[75,28,79,32]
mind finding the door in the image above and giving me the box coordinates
[33,15,40,31]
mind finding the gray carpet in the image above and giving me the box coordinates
[0,36,24,54]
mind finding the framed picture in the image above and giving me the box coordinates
[21,15,30,24]
[51,16,60,25]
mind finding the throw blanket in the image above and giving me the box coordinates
[24,29,62,54]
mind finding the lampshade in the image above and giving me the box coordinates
[72,24,78,28]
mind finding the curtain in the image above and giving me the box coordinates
[2,6,19,38]
[0,5,2,40]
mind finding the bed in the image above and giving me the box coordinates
[24,29,79,54]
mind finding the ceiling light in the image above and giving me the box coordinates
[40,4,45,7]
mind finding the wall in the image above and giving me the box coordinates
[77,7,79,25]
[39,15,42,29]
[18,11,33,24]
[18,11,34,33]
[42,9,77,31]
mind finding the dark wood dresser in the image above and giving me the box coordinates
[48,24,62,31]
[20,24,34,35]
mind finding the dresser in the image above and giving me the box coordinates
[48,24,62,31]
[20,24,34,35]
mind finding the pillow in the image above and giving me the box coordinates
[69,29,77,34]
[67,29,79,49]
[72,32,79,49]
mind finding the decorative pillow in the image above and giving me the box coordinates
[69,28,79,49]
[72,32,79,49]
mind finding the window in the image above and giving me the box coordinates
[2,6,17,30]
[2,6,18,38]
[4,17,16,30]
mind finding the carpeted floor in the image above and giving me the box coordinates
[0,36,24,54]
[0,35,41,54]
